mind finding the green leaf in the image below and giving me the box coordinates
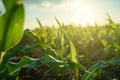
[6,55,64,77]
[69,41,78,62]
[55,18,77,62]
[68,61,86,71]
[40,55,64,68]
[1,45,38,65]
[82,58,120,80]
[82,61,106,80]
[36,18,43,29]
[0,0,24,51]
[107,14,116,29]
[6,56,38,76]
[55,17,62,28]
[55,18,79,80]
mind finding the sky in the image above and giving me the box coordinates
[0,0,120,29]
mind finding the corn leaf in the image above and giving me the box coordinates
[0,55,64,80]
[82,58,120,80]
[0,0,24,51]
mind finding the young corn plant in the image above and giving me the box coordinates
[82,15,120,80]
[0,0,24,79]
[82,58,120,80]
[105,15,120,58]
[24,18,86,80]
[55,18,79,80]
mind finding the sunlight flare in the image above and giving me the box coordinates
[72,1,95,26]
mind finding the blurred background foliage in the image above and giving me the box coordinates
[18,20,120,68]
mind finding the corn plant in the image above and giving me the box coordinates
[0,0,24,63]
[21,18,86,80]
[0,0,24,79]
[81,15,120,80]
[55,18,79,80]
[82,58,120,80]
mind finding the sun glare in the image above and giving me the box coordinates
[72,1,95,26]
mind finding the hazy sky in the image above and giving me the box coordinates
[0,0,120,29]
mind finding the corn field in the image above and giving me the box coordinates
[0,0,120,80]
